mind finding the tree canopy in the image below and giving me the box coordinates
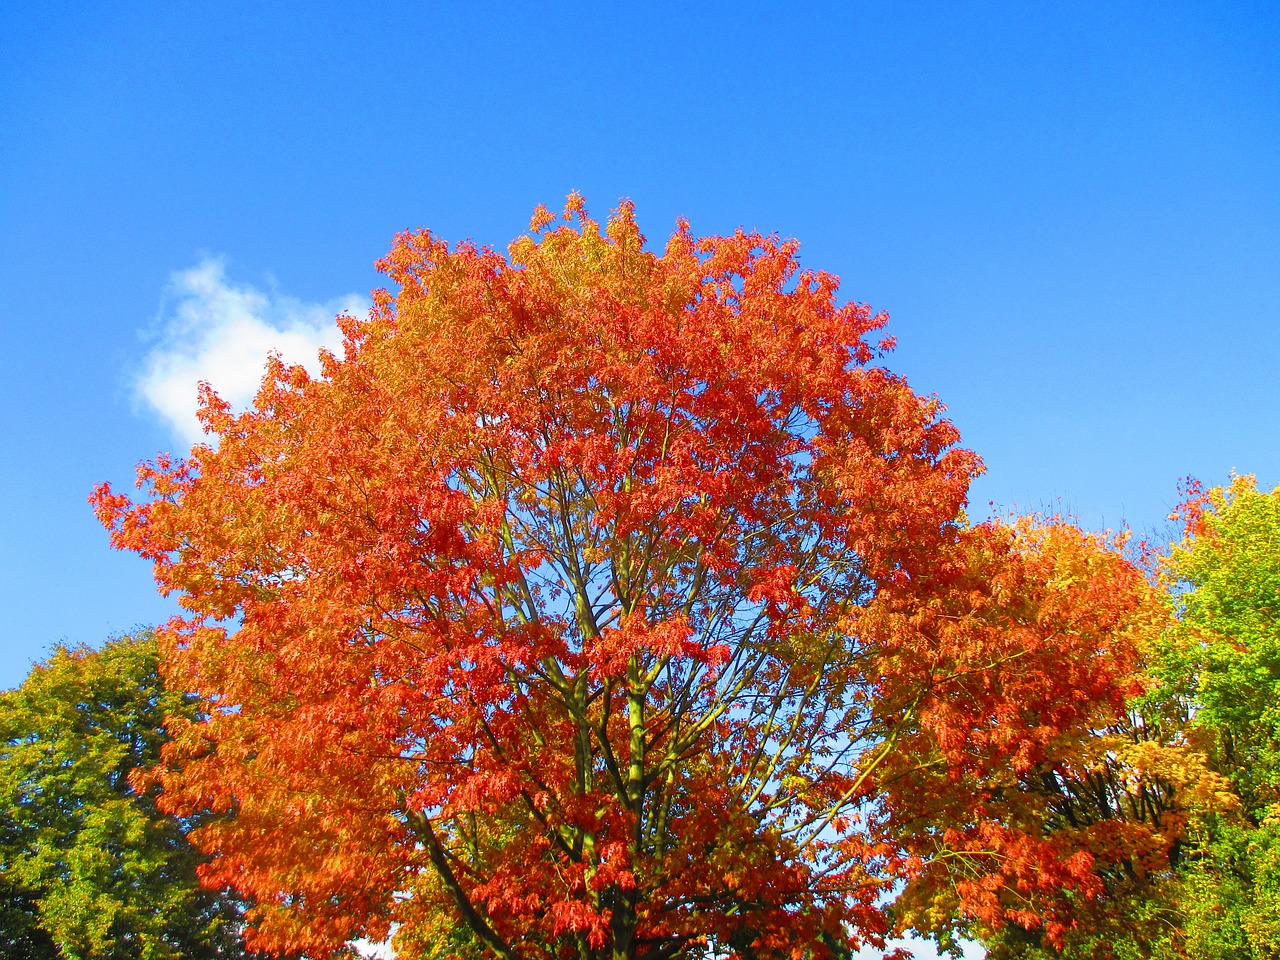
[94,198,1172,960]
[966,476,1280,960]
[0,634,261,959]
[1158,476,1280,959]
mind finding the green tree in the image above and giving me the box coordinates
[1167,475,1280,815]
[1160,475,1280,960]
[0,634,257,959]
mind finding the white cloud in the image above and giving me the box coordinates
[136,257,367,444]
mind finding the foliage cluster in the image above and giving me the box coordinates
[0,635,264,959]
[974,476,1280,960]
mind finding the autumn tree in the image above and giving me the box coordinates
[0,634,264,959]
[95,198,1160,959]
[941,613,1238,960]
[951,477,1280,960]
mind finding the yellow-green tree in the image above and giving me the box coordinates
[0,634,264,960]
[1160,475,1280,960]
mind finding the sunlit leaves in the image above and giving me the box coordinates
[0,635,258,959]
[1159,476,1280,960]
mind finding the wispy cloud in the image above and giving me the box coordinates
[137,257,367,444]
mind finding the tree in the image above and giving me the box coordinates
[94,197,1158,959]
[952,477,1280,960]
[857,518,1200,958]
[0,634,262,959]
[943,635,1239,960]
[1156,475,1280,959]
[1167,476,1280,817]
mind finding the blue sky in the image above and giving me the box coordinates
[2,0,1277,705]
